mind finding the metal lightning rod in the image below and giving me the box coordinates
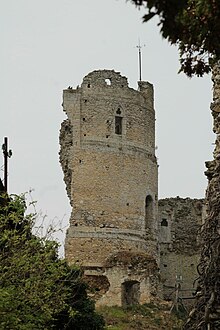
[136,39,145,81]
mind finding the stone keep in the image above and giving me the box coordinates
[60,70,159,306]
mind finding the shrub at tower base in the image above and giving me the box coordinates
[0,193,105,330]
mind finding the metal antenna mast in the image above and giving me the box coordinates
[136,39,145,81]
[2,137,12,192]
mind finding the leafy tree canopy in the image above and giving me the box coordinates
[0,193,104,330]
[130,0,220,77]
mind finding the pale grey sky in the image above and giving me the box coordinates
[1,0,214,251]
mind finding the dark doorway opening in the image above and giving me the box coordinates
[121,280,140,306]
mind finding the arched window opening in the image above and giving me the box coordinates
[115,116,122,135]
[121,281,140,307]
[116,108,121,115]
[105,78,112,86]
[160,217,171,242]
[145,195,153,230]
[161,219,168,227]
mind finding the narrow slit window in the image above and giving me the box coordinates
[115,116,122,135]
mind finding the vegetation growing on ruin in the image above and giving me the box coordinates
[105,251,157,270]
[99,302,185,329]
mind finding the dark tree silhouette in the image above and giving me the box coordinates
[130,0,220,77]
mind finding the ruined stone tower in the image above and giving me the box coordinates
[60,70,159,306]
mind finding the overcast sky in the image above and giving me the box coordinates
[1,0,214,252]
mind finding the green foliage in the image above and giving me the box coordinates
[130,0,220,76]
[0,193,104,330]
[101,306,127,320]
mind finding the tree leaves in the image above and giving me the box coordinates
[130,0,220,76]
[143,12,156,22]
[0,194,104,330]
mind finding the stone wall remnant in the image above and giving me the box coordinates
[158,197,204,306]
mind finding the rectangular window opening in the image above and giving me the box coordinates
[115,116,122,135]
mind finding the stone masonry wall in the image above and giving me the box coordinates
[59,70,205,307]
[158,197,204,305]
[60,70,159,306]
[184,61,220,328]
[60,70,158,267]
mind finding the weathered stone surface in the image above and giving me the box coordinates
[159,197,203,254]
[60,70,159,306]
[158,197,204,306]
[184,62,220,329]
[60,70,204,309]
[59,119,72,203]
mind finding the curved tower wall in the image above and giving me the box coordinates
[60,70,158,267]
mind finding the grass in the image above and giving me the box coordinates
[98,302,185,330]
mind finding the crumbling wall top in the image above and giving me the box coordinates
[81,69,129,89]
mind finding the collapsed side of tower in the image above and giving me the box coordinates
[60,70,159,306]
